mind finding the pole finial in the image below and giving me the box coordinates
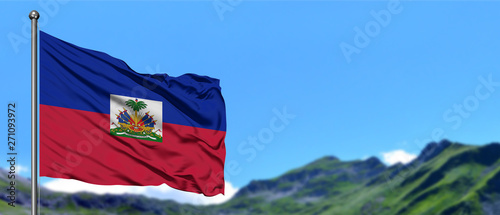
[29,10,40,20]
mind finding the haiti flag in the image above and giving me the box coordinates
[39,31,226,196]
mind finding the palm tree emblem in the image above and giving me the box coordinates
[126,99,147,127]
[110,97,162,142]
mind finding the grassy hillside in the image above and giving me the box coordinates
[212,141,500,214]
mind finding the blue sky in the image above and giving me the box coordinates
[2,0,500,204]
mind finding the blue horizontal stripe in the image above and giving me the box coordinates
[40,31,226,131]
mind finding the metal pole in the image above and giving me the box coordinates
[29,10,39,215]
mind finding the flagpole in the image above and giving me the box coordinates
[29,10,39,215]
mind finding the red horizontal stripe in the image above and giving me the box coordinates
[40,104,226,196]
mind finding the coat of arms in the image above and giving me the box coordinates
[110,95,163,142]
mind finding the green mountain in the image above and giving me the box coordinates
[2,140,500,214]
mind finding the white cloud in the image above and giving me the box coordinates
[0,164,29,174]
[381,149,417,165]
[16,164,29,174]
[43,179,238,205]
